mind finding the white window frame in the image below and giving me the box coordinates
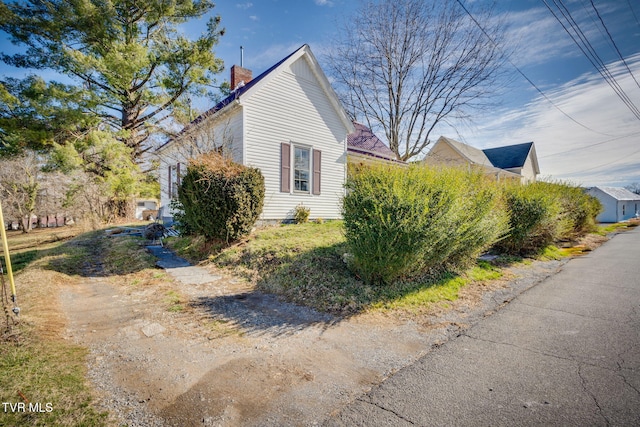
[293,145,311,194]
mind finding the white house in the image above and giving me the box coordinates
[135,199,158,220]
[587,186,640,223]
[157,45,355,222]
[424,136,540,183]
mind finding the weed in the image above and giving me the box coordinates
[165,290,185,312]
[537,245,565,260]
[293,204,310,224]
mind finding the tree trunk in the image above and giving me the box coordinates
[21,215,31,233]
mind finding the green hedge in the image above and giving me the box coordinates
[174,153,264,242]
[494,181,602,255]
[342,164,509,285]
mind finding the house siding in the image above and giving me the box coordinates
[587,187,640,223]
[424,141,468,167]
[588,189,616,223]
[520,155,537,183]
[158,108,243,221]
[242,56,348,220]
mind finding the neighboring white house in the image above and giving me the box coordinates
[157,44,355,222]
[424,136,540,183]
[587,186,640,223]
[135,199,158,220]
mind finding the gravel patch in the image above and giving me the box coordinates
[60,252,570,426]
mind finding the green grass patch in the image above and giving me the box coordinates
[164,290,185,312]
[595,221,638,235]
[6,249,39,273]
[175,221,507,315]
[0,340,107,426]
[370,261,502,311]
[537,245,565,260]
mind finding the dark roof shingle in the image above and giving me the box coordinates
[482,142,533,169]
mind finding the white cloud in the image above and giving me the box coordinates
[314,0,333,6]
[500,8,586,69]
[249,15,259,21]
[469,53,640,187]
[236,2,253,10]
[242,42,303,70]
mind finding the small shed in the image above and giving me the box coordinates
[587,186,640,223]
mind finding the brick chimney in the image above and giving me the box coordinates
[231,65,252,90]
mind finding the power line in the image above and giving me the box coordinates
[547,0,640,118]
[589,0,640,91]
[562,144,640,175]
[455,0,614,137]
[627,0,640,28]
[540,130,640,158]
[542,0,640,121]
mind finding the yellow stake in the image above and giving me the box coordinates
[0,200,17,301]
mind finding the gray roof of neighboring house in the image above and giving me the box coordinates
[592,186,640,201]
[347,122,400,162]
[482,142,534,169]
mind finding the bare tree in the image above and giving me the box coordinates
[625,183,640,195]
[159,117,237,165]
[326,0,508,161]
[0,152,41,232]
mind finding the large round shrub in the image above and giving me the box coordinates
[175,153,264,242]
[342,164,508,285]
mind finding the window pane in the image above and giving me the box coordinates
[294,147,310,192]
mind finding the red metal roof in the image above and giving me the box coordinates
[347,122,399,161]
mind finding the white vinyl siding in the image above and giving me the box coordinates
[158,108,243,217]
[158,46,351,222]
[243,56,348,220]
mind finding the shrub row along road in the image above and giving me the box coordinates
[326,227,640,426]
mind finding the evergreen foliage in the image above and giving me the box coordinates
[0,0,226,160]
[175,153,264,243]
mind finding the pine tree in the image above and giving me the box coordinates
[0,0,225,160]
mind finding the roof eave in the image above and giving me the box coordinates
[156,99,241,153]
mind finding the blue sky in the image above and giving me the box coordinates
[2,0,640,187]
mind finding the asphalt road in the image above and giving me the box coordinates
[325,227,640,426]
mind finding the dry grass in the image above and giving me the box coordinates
[5,226,86,252]
[1,227,108,426]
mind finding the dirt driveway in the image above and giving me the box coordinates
[60,245,565,426]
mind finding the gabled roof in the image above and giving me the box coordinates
[482,142,536,170]
[186,45,302,129]
[158,44,354,152]
[438,136,492,166]
[347,122,400,162]
[592,186,640,201]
